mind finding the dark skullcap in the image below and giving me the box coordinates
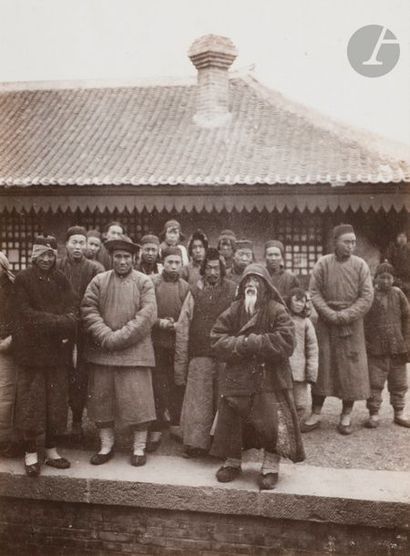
[218,229,236,241]
[86,229,102,240]
[162,246,182,260]
[140,234,160,246]
[235,239,253,251]
[333,224,354,239]
[66,225,87,241]
[375,262,395,277]
[264,240,285,256]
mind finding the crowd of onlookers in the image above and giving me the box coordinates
[0,219,409,490]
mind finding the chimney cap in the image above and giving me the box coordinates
[189,34,238,70]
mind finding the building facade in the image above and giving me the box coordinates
[0,35,409,275]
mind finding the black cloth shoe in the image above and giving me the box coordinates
[258,472,279,490]
[364,418,379,429]
[90,451,114,465]
[25,461,41,478]
[183,446,207,459]
[337,423,353,435]
[216,466,241,483]
[145,439,161,453]
[300,421,321,433]
[130,453,146,467]
[45,457,71,469]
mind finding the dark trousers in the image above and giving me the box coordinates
[15,365,69,451]
[152,346,185,430]
[67,338,88,424]
[367,354,408,414]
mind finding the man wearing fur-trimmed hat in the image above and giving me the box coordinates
[181,229,208,287]
[81,235,157,467]
[304,224,374,435]
[217,230,236,270]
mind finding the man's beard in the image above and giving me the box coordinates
[244,288,258,316]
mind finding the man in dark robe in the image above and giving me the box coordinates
[385,231,410,299]
[57,225,104,438]
[210,264,304,490]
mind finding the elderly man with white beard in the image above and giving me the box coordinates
[209,263,304,490]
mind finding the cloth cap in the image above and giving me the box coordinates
[218,229,236,241]
[333,224,354,239]
[0,251,15,283]
[162,246,182,260]
[160,219,185,241]
[105,235,140,254]
[235,239,253,251]
[66,225,87,241]
[375,262,395,277]
[86,229,102,240]
[140,234,160,246]
[264,239,285,256]
[31,235,58,262]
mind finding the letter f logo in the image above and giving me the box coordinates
[348,25,400,77]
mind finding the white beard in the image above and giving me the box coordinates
[244,290,257,316]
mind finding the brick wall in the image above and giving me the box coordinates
[0,497,407,555]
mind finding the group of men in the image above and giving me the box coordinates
[1,218,409,490]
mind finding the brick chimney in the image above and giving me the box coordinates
[188,34,238,128]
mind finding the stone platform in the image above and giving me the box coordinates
[0,450,409,554]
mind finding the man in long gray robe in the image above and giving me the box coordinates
[303,224,374,435]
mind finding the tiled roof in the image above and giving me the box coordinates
[0,75,409,187]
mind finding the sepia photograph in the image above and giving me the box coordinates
[0,0,409,554]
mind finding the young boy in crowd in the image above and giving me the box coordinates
[286,288,319,422]
[364,262,410,429]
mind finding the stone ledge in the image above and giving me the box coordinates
[0,449,409,531]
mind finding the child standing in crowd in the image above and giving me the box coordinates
[159,220,189,266]
[364,262,410,429]
[287,288,319,421]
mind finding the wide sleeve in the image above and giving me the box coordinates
[399,289,410,355]
[245,304,296,360]
[173,291,194,385]
[309,260,339,323]
[335,261,374,324]
[102,276,158,351]
[14,273,77,337]
[81,275,113,344]
[210,305,249,362]
[304,319,319,383]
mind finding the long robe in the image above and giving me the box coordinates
[309,254,373,400]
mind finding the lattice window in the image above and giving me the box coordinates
[73,208,154,242]
[274,211,323,276]
[0,209,43,272]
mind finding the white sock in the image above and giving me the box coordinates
[46,447,61,461]
[149,431,162,443]
[25,452,38,466]
[224,457,241,469]
[262,451,280,475]
[133,430,147,456]
[98,428,114,455]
